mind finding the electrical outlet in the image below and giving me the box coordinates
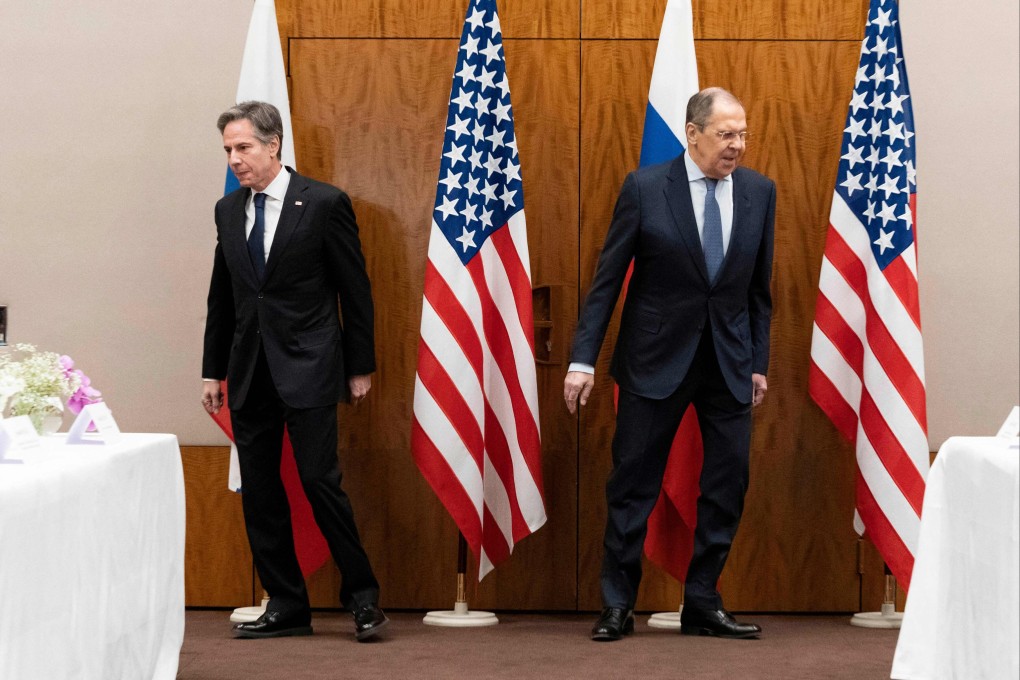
[0,305,7,346]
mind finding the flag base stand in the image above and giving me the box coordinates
[850,571,901,628]
[647,604,683,630]
[423,600,499,627]
[423,534,498,627]
[850,602,902,629]
[230,594,268,624]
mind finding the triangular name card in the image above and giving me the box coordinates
[66,402,122,445]
[0,415,40,463]
[996,405,1020,442]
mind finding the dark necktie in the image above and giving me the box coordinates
[702,178,724,283]
[248,192,267,281]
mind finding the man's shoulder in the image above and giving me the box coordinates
[287,170,347,202]
[631,158,676,183]
[215,187,247,212]
[733,166,775,192]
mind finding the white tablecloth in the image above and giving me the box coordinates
[892,436,1020,680]
[0,433,185,680]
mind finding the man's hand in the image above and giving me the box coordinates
[563,371,595,415]
[201,380,223,414]
[752,373,767,407]
[348,374,372,404]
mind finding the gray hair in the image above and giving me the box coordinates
[686,87,743,129]
[217,101,284,160]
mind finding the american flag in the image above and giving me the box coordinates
[809,0,928,590]
[411,0,546,579]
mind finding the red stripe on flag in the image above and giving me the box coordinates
[856,472,915,591]
[490,225,537,355]
[813,291,865,375]
[416,340,484,472]
[882,256,921,331]
[411,416,483,549]
[822,227,869,301]
[858,389,926,516]
[481,399,530,541]
[862,314,927,434]
[808,360,860,443]
[423,263,484,384]
[481,504,511,567]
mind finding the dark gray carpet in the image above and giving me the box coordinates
[177,610,899,679]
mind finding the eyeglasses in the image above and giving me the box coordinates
[710,130,750,143]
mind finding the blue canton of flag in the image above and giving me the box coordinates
[434,0,524,265]
[835,0,916,270]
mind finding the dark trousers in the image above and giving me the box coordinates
[230,349,379,617]
[600,329,752,610]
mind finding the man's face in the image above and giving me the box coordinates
[222,119,281,192]
[685,99,748,179]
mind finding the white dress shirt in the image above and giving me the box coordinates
[683,152,734,256]
[245,166,292,262]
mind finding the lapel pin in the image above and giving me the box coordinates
[295,201,303,206]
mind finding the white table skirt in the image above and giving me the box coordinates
[891,436,1020,680]
[0,433,185,680]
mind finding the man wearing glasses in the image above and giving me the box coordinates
[565,87,776,641]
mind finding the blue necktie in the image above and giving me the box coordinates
[248,192,267,281]
[702,178,724,283]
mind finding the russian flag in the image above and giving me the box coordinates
[224,0,295,195]
[209,0,330,578]
[632,0,704,584]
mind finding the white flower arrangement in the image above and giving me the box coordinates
[0,344,100,433]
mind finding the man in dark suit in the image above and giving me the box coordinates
[565,88,775,641]
[201,101,387,641]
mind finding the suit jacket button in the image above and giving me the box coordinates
[257,293,264,299]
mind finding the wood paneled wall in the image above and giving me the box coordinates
[185,0,902,613]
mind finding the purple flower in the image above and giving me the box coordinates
[65,361,102,415]
[68,386,102,415]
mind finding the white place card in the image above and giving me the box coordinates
[0,416,41,462]
[66,402,122,445]
[996,405,1020,441]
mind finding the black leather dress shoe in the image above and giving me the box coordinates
[680,607,761,639]
[591,607,635,641]
[233,611,313,639]
[353,604,389,641]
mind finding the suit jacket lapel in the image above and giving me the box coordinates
[263,168,309,283]
[717,169,752,282]
[664,153,711,285]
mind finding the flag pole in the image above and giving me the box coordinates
[423,533,498,627]
[851,561,903,629]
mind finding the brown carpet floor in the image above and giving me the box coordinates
[177,610,900,679]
